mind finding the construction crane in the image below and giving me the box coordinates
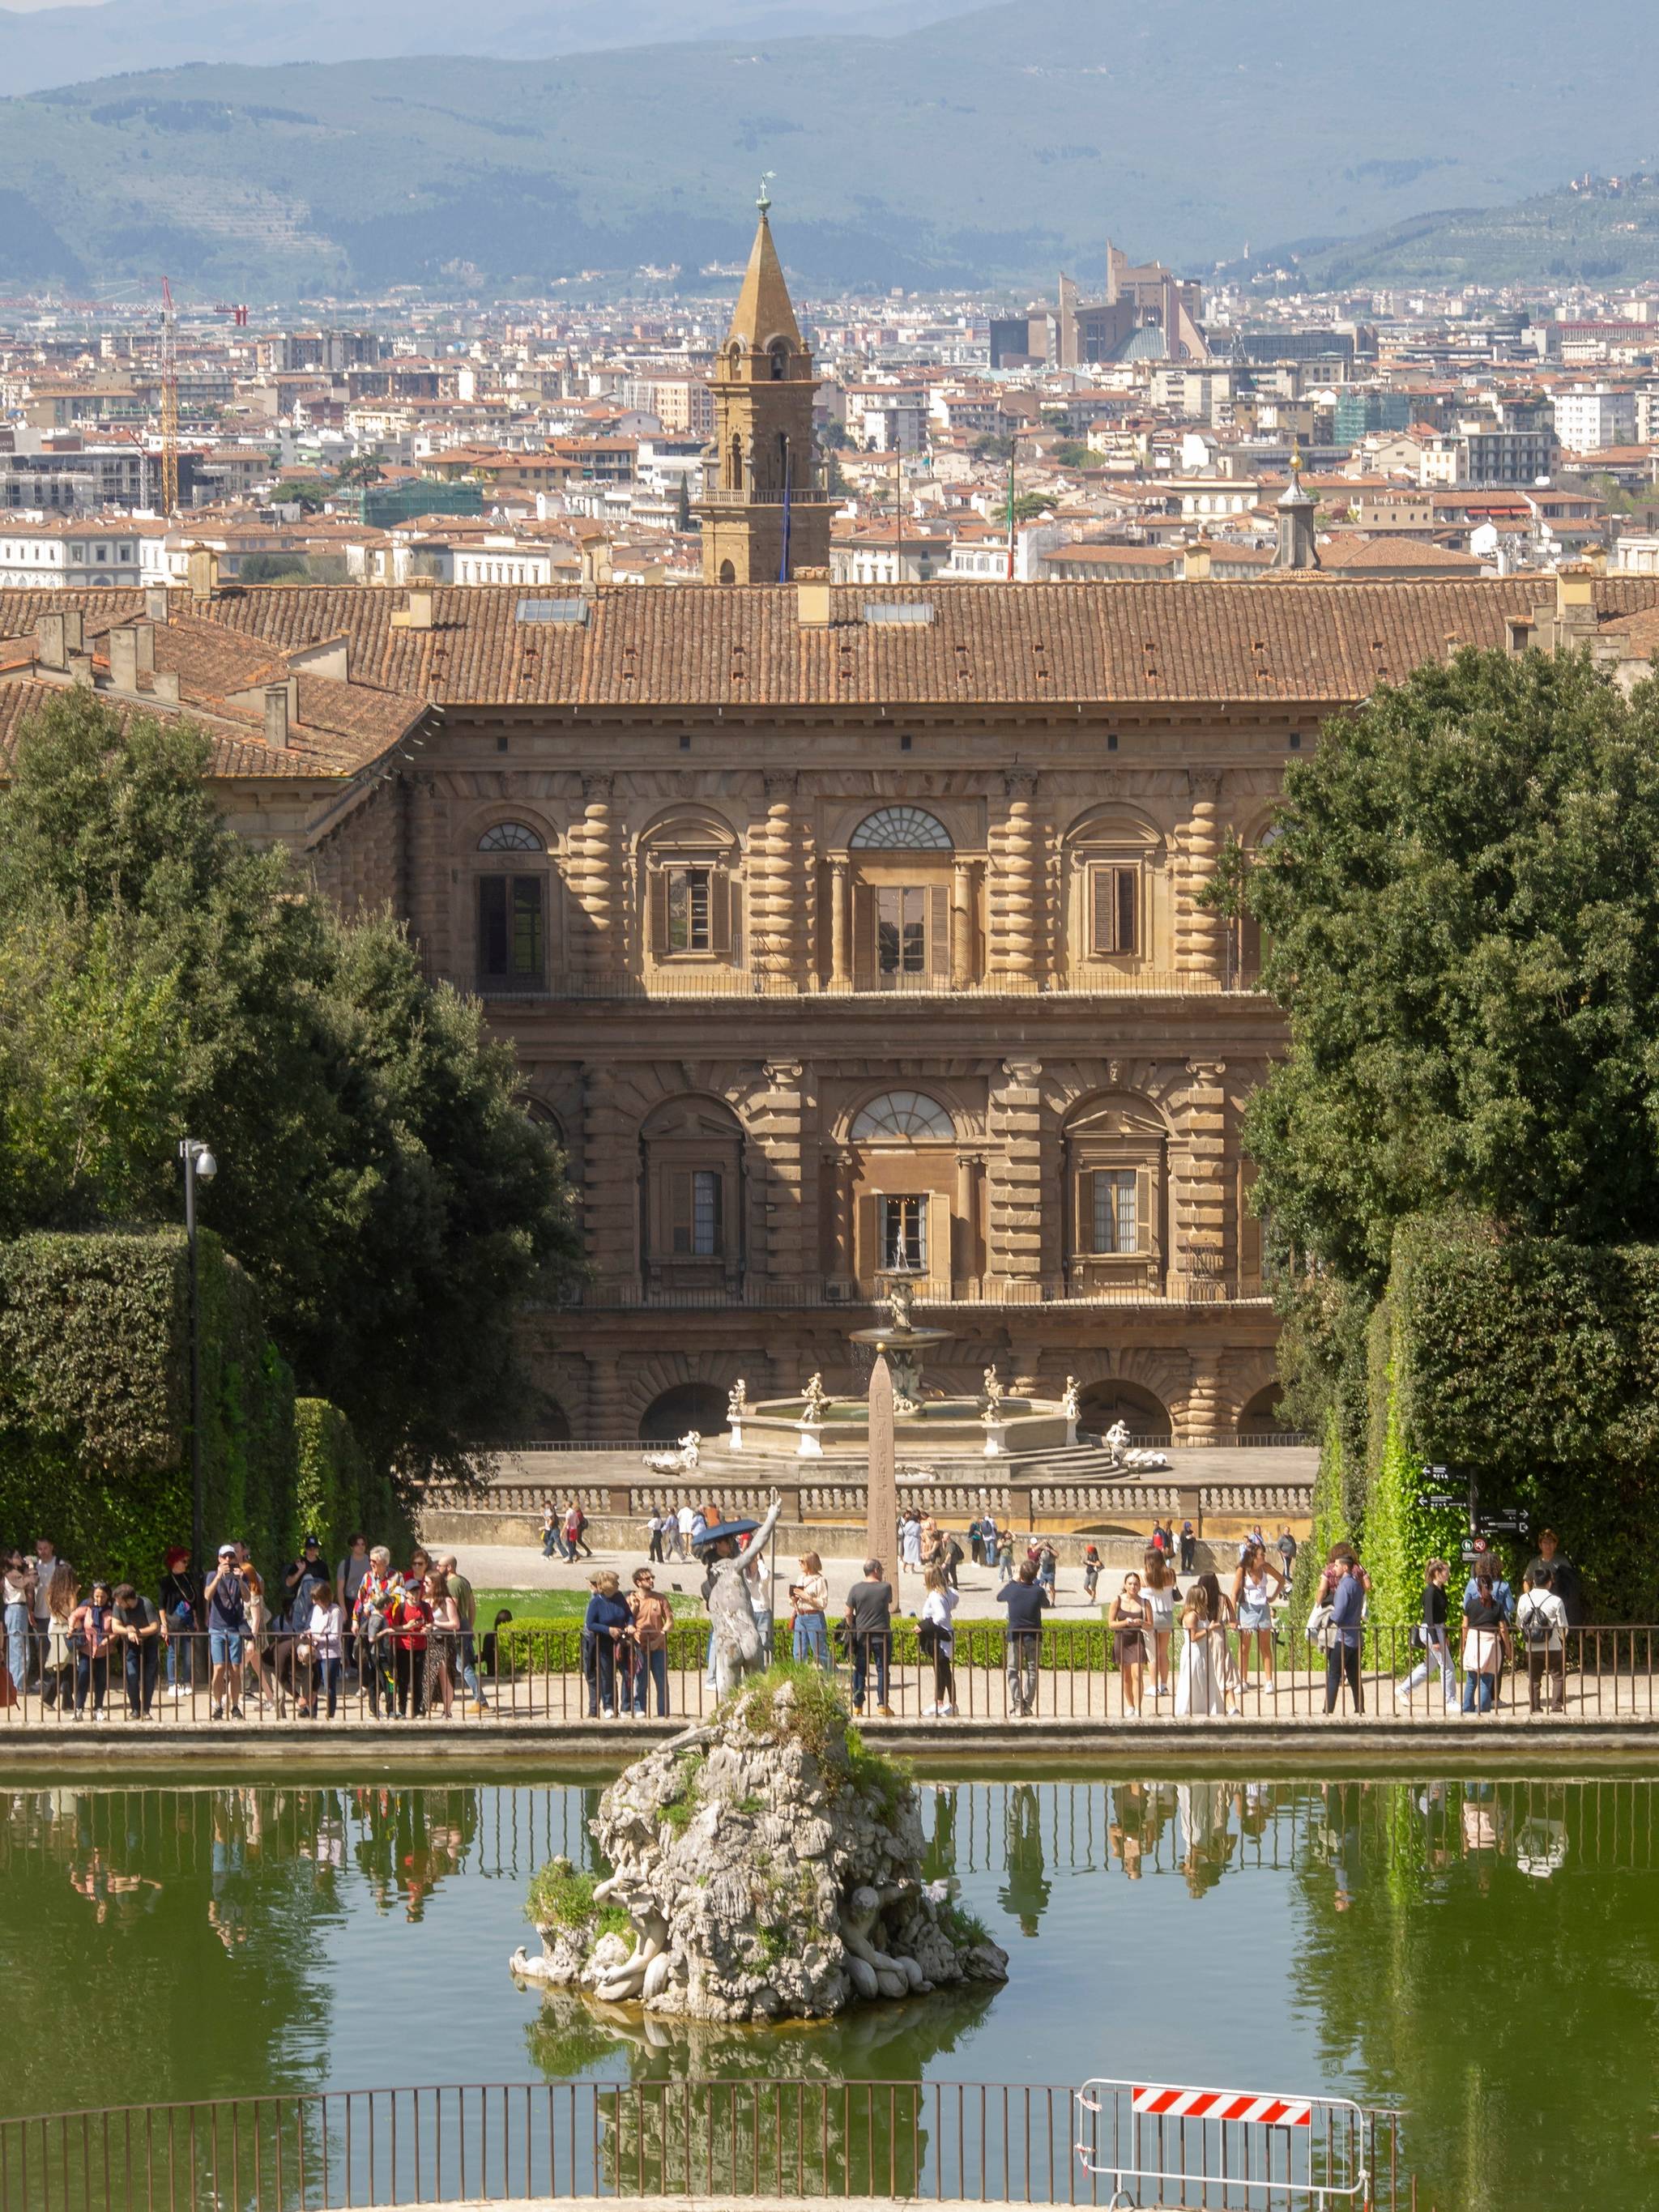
[159,275,179,516]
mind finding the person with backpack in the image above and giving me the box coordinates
[564,1499,592,1562]
[1517,1566,1568,1712]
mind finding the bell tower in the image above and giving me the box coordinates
[697,187,833,584]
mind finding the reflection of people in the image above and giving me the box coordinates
[1323,1781,1364,1912]
[1000,1784,1050,1935]
[1177,1780,1233,1896]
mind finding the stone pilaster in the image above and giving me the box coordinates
[582,1061,638,1299]
[749,773,804,989]
[825,1146,855,1289]
[1172,1056,1228,1301]
[583,1353,634,1443]
[750,1059,811,1290]
[404,774,451,982]
[565,773,621,978]
[1174,769,1226,983]
[1179,1352,1226,1445]
[986,1056,1045,1294]
[987,771,1042,987]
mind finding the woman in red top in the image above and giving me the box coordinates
[392,1577,431,1720]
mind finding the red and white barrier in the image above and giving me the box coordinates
[1132,2084,1313,2127]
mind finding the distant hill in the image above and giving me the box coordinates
[2,0,1659,298]
[1261,174,1659,292]
[0,0,987,99]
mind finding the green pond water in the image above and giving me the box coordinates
[1,1762,1654,2212]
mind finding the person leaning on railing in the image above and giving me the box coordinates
[108,1583,161,1720]
[997,1557,1050,1720]
[789,1552,831,1669]
[627,1566,673,1715]
[1517,1567,1568,1714]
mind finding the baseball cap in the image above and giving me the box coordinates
[217,1544,236,1558]
[301,1533,322,1549]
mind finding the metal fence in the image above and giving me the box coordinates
[4,1619,1657,1731]
[429,1477,1318,1523]
[0,2079,1415,2212]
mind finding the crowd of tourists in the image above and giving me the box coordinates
[0,1533,496,1722]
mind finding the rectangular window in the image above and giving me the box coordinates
[876,885,927,974]
[667,866,711,952]
[1090,1170,1138,1255]
[1090,865,1141,957]
[672,1169,723,1256]
[478,873,544,981]
[881,1194,927,1272]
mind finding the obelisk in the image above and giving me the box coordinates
[867,1346,897,1570]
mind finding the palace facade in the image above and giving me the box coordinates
[4,224,1654,1447]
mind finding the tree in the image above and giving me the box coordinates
[239,552,310,584]
[1010,492,1051,523]
[1050,440,1094,470]
[0,691,582,1486]
[1242,646,1659,1294]
[271,477,333,513]
[335,452,387,489]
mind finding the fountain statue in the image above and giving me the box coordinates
[642,1430,701,1478]
[697,1493,783,1697]
[511,1673,1009,2022]
[725,1378,748,1449]
[981,1365,1005,1414]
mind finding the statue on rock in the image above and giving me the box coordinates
[695,1492,782,1698]
[511,1671,1009,2022]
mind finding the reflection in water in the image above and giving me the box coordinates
[2,1771,1657,2212]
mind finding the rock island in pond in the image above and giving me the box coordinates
[510,1668,1009,2023]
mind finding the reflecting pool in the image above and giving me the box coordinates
[0,1767,1655,2212]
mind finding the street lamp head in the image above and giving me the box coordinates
[195,1149,217,1183]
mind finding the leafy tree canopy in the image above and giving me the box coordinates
[0,691,582,1486]
[1244,646,1659,1292]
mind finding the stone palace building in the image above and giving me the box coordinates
[4,214,1656,1445]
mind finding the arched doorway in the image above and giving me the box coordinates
[639,1383,727,1443]
[1238,1383,1286,1438]
[1077,1379,1172,1441]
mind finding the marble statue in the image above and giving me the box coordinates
[981,1366,1005,1415]
[802,1371,831,1422]
[885,1279,916,1332]
[699,1491,783,1698]
[642,1430,701,1478]
[726,1378,748,1423]
[1061,1376,1081,1420]
[1103,1420,1129,1465]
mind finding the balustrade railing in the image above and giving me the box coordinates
[475,968,1265,1003]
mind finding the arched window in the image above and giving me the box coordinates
[850,1091,955,1141]
[641,1095,744,1287]
[478,821,544,852]
[719,560,736,585]
[850,807,953,851]
[768,339,789,381]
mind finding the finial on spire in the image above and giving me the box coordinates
[757,171,775,217]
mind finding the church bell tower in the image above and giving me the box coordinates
[697,188,833,584]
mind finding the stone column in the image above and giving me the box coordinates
[986,1058,1045,1295]
[749,773,804,991]
[1174,770,1226,985]
[751,1059,810,1292]
[987,771,1041,987]
[1173,1057,1228,1301]
[950,859,975,988]
[868,1349,897,1572]
[829,856,851,990]
[583,1353,634,1443]
[566,773,621,979]
[1180,1352,1225,1446]
[953,1149,983,1294]
[582,1060,638,1299]
[825,1147,855,1291]
[403,774,452,982]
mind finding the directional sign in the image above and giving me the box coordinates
[1479,1515,1530,1536]
[1417,1493,1464,1512]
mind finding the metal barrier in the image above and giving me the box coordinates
[3,1617,1657,1731]
[1077,2078,1379,2208]
[0,2078,1414,2212]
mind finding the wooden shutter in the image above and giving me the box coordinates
[857,1194,881,1284]
[650,869,670,957]
[1078,1168,1098,1254]
[1239,1163,1260,1285]
[670,1170,693,1255]
[1115,867,1139,956]
[928,884,949,977]
[927,1189,953,1290]
[709,870,731,956]
[1135,1167,1153,1255]
[1090,867,1113,956]
[705,1170,725,1256]
[851,884,875,985]
[727,876,744,965]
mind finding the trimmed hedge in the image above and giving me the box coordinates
[294,1396,413,1565]
[500,1615,1119,1674]
[0,1226,295,1588]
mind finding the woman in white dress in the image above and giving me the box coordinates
[1140,1550,1178,1698]
[899,1511,923,1576]
[1175,1575,1227,1717]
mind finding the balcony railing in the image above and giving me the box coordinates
[474,967,1266,1004]
[535,1280,1271,1310]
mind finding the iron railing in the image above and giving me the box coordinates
[0,2079,1417,2212]
[473,969,1266,1003]
[3,1621,1654,1730]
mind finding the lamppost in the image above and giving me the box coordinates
[178,1138,217,1580]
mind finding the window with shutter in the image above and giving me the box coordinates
[851,885,875,982]
[479,874,544,981]
[669,1170,694,1254]
[926,1189,952,1285]
[1090,865,1140,957]
[928,884,949,977]
[1086,1169,1139,1254]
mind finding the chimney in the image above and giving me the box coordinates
[108,626,139,692]
[67,652,93,688]
[795,565,832,627]
[35,612,65,669]
[134,621,154,673]
[1182,539,1213,582]
[151,671,181,704]
[263,684,292,750]
[144,586,169,624]
[1555,563,1597,635]
[187,547,219,603]
[579,537,612,594]
[390,588,434,631]
[62,609,83,656]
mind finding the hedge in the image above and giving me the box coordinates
[294,1397,413,1565]
[500,1615,1120,1675]
[0,1226,296,1590]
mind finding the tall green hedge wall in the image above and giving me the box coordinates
[294,1396,415,1566]
[0,1228,323,1591]
[1301,1217,1659,1625]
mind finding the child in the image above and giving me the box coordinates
[1082,1544,1102,1601]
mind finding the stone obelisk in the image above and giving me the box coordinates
[867,1347,896,1569]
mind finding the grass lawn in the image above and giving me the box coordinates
[475,1588,592,1623]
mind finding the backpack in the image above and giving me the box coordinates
[1520,1596,1554,1648]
